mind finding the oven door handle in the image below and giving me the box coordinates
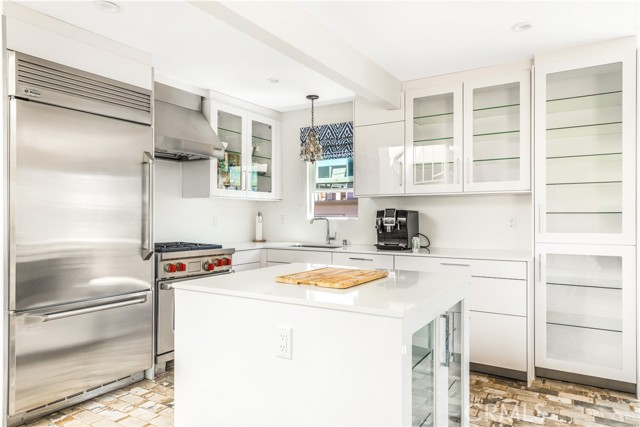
[158,270,235,291]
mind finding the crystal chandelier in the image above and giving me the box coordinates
[300,94,323,163]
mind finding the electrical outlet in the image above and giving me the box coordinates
[508,216,516,231]
[276,325,292,359]
[280,215,286,225]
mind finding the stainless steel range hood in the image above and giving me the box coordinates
[154,82,224,161]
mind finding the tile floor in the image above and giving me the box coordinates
[21,370,173,427]
[20,369,640,427]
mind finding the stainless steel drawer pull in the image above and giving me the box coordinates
[440,262,470,267]
[27,296,147,323]
[349,257,373,261]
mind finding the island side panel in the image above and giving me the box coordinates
[174,289,406,426]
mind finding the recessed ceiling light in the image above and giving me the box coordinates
[512,21,533,32]
[93,1,121,13]
[266,77,280,84]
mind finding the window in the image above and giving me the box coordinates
[301,122,357,218]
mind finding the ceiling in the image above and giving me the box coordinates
[14,1,640,112]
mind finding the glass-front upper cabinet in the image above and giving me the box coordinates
[463,72,530,192]
[183,101,279,200]
[405,84,463,194]
[534,41,636,244]
[216,108,245,194]
[189,102,278,200]
[535,244,636,385]
[248,118,275,195]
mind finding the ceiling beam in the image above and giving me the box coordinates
[189,1,401,109]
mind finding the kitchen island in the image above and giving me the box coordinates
[173,263,470,427]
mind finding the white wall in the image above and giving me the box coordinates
[260,102,532,251]
[259,102,354,243]
[154,159,261,244]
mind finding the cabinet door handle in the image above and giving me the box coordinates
[349,257,373,261]
[537,254,544,284]
[456,158,460,184]
[440,313,450,368]
[466,157,470,184]
[440,262,470,267]
[538,204,545,233]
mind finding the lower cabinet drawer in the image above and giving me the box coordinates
[331,252,394,269]
[233,249,262,265]
[470,277,526,316]
[234,262,261,272]
[395,255,471,274]
[395,256,526,280]
[266,249,332,264]
[470,311,527,371]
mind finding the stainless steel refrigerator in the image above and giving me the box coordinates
[7,51,154,426]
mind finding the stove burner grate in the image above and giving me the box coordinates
[154,242,223,253]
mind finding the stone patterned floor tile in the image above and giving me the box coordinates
[17,369,640,427]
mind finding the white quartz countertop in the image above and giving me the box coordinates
[173,262,469,318]
[225,241,531,262]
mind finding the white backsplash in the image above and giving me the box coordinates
[154,159,260,244]
[155,101,532,252]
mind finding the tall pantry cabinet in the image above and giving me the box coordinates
[533,37,637,392]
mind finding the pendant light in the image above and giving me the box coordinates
[300,95,323,163]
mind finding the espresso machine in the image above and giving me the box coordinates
[375,209,419,250]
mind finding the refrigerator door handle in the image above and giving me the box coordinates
[142,151,154,260]
[25,295,147,323]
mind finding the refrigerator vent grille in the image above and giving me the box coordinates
[16,57,151,114]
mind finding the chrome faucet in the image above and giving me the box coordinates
[310,217,337,245]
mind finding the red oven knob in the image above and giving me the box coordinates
[224,258,231,266]
[165,263,177,273]
[215,258,224,267]
[203,262,215,272]
[176,262,187,272]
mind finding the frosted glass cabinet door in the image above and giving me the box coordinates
[354,121,404,196]
[534,43,636,244]
[405,84,463,194]
[535,244,636,384]
[463,72,530,192]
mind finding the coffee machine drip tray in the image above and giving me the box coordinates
[375,243,410,251]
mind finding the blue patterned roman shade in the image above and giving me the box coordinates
[300,121,353,160]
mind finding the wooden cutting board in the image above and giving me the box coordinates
[275,267,388,289]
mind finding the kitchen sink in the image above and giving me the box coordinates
[288,243,343,249]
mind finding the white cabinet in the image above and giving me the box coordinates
[534,38,636,244]
[233,249,264,272]
[183,102,280,200]
[405,84,463,194]
[265,249,332,265]
[463,71,530,192]
[405,71,530,195]
[331,252,394,269]
[535,244,636,386]
[353,96,405,197]
[395,255,530,380]
[353,122,404,196]
[532,38,637,393]
[469,311,527,372]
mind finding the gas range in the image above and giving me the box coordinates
[155,242,235,280]
[153,242,235,372]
